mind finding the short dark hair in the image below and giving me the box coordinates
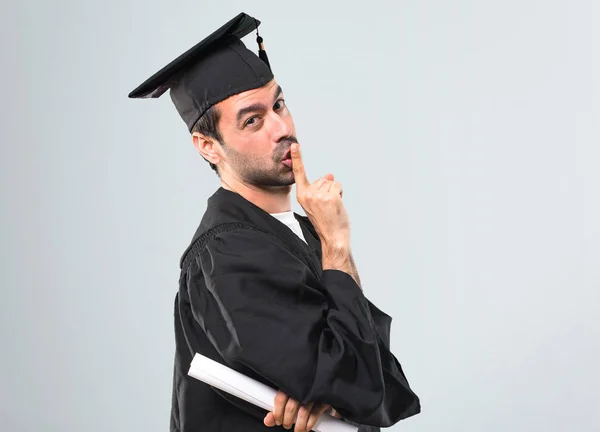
[190,106,223,175]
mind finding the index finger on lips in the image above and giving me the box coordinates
[290,144,310,190]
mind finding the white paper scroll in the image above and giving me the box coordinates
[188,353,358,432]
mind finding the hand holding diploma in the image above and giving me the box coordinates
[264,389,343,431]
[188,353,357,432]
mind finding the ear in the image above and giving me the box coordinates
[192,132,221,165]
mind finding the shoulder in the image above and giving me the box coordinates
[180,223,295,272]
[183,224,319,300]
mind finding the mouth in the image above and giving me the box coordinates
[281,149,292,167]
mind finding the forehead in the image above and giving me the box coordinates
[216,79,280,116]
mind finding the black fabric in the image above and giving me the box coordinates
[171,188,421,431]
[128,12,274,131]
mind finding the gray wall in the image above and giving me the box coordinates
[1,1,598,431]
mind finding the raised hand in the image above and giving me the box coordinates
[290,143,350,250]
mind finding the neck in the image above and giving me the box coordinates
[220,175,293,214]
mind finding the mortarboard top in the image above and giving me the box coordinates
[128,12,274,132]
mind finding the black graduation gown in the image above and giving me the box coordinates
[170,188,420,432]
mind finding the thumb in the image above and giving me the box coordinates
[264,412,275,427]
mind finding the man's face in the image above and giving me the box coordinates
[215,80,297,187]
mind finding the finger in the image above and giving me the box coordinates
[306,404,331,432]
[311,176,331,191]
[273,391,289,426]
[264,412,276,427]
[290,144,310,191]
[330,408,342,419]
[329,181,343,197]
[283,398,301,429]
[317,180,332,191]
[306,403,332,432]
[294,402,314,432]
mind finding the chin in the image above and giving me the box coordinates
[248,177,293,189]
[264,180,294,189]
[245,168,295,188]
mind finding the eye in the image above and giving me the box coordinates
[273,98,286,111]
[244,116,259,127]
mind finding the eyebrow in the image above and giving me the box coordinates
[273,85,283,102]
[236,103,267,124]
[235,86,285,125]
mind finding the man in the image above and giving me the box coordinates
[129,12,420,432]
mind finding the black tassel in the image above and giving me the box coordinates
[255,22,271,70]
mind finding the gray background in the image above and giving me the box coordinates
[1,0,598,431]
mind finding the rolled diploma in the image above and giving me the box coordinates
[188,353,358,432]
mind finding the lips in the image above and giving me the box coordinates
[281,149,292,168]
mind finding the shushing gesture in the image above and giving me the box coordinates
[290,143,350,250]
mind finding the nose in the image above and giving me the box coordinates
[269,110,293,142]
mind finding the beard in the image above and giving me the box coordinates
[223,137,297,187]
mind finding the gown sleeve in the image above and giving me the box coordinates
[184,226,420,427]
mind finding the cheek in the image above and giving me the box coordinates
[229,136,273,162]
[250,132,277,158]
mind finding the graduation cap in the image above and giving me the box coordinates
[128,12,274,131]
